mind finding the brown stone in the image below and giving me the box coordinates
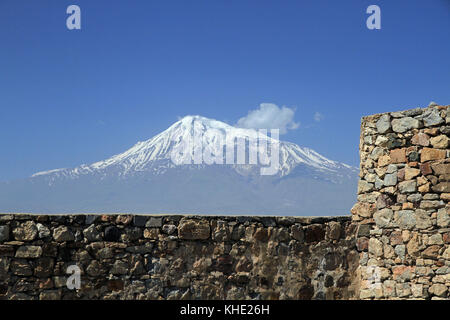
[100,215,114,222]
[38,278,54,289]
[253,228,269,242]
[34,258,55,278]
[390,231,403,245]
[115,215,133,225]
[143,228,159,239]
[356,237,369,251]
[390,148,406,163]
[107,279,124,291]
[431,182,450,193]
[431,163,450,176]
[393,266,415,281]
[422,245,440,259]
[418,183,430,193]
[420,162,433,175]
[443,232,450,244]
[305,224,325,243]
[429,135,448,149]
[290,225,304,242]
[178,219,210,240]
[423,128,439,136]
[378,154,391,167]
[426,175,438,185]
[13,221,38,241]
[235,257,252,272]
[441,193,450,201]
[402,203,413,209]
[420,148,446,162]
[404,167,420,180]
[351,202,376,218]
[411,133,430,146]
[0,245,14,257]
[397,168,405,182]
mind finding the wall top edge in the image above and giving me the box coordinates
[0,213,352,223]
[361,104,449,122]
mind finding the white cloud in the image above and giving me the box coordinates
[314,112,324,122]
[236,103,299,134]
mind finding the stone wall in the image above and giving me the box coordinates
[0,214,359,300]
[1,104,448,300]
[352,104,449,299]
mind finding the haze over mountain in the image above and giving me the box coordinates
[0,116,358,215]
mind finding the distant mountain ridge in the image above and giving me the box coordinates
[0,116,358,215]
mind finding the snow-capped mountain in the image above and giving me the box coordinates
[0,116,358,215]
[31,115,356,180]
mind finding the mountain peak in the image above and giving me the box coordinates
[30,116,357,179]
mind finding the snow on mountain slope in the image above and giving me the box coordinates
[31,115,357,180]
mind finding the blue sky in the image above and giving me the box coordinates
[0,0,449,181]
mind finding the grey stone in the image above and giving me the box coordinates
[52,226,75,242]
[39,290,61,300]
[375,135,389,146]
[422,108,444,127]
[0,225,9,242]
[383,173,397,186]
[15,246,42,258]
[414,210,432,229]
[83,224,102,241]
[396,283,411,297]
[370,147,385,160]
[146,217,163,228]
[10,260,32,276]
[406,193,422,203]
[395,210,416,230]
[375,176,384,190]
[111,260,128,275]
[358,180,374,193]
[133,216,148,227]
[85,215,99,224]
[420,200,445,209]
[376,114,391,134]
[36,223,51,239]
[394,245,406,259]
[408,151,419,162]
[373,209,393,228]
[368,238,383,257]
[13,221,38,241]
[437,208,450,228]
[162,224,177,235]
[391,117,419,133]
[398,180,417,193]
[422,193,439,200]
[403,108,423,117]
[386,164,397,174]
[104,226,120,242]
[261,217,277,227]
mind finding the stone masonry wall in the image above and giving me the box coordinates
[1,104,448,301]
[352,104,449,299]
[0,214,359,300]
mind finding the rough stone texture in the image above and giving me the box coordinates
[354,104,449,300]
[0,214,359,300]
[0,105,448,301]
